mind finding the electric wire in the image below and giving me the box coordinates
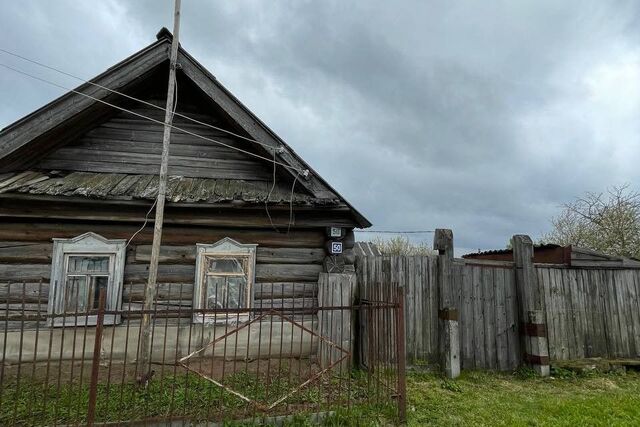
[125,199,158,248]
[287,172,300,234]
[353,230,435,234]
[125,74,179,247]
[0,62,306,174]
[1,60,303,233]
[264,147,280,232]
[0,47,278,151]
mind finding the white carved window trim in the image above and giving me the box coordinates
[48,232,126,327]
[193,238,257,324]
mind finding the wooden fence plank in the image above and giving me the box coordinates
[614,270,631,357]
[483,266,496,370]
[472,266,485,369]
[494,268,508,371]
[505,267,519,370]
[461,264,474,369]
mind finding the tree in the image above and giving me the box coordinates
[542,185,640,258]
[371,235,434,256]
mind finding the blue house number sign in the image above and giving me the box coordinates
[330,241,343,254]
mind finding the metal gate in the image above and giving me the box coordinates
[0,279,406,425]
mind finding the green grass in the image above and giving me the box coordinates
[0,369,394,426]
[407,369,640,426]
[4,368,640,426]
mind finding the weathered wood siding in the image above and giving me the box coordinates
[537,266,640,360]
[356,255,640,371]
[356,256,438,365]
[454,261,520,371]
[356,256,519,370]
[35,93,274,181]
[0,224,332,329]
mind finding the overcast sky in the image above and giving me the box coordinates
[1,1,640,254]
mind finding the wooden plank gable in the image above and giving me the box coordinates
[0,29,371,227]
[34,74,276,181]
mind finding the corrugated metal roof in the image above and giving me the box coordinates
[462,243,561,258]
[0,170,335,205]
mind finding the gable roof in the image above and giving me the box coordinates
[0,28,371,228]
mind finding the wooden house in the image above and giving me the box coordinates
[0,29,370,363]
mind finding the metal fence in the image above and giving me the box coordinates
[0,279,405,425]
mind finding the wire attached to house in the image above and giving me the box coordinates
[353,230,435,234]
[264,147,280,232]
[125,199,158,248]
[0,47,281,151]
[125,70,178,248]
[0,62,306,174]
[287,172,301,234]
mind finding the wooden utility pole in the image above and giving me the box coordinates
[139,0,182,374]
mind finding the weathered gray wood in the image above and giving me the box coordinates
[558,269,572,359]
[629,272,640,357]
[134,245,325,265]
[317,273,355,372]
[440,309,460,378]
[39,152,273,181]
[0,282,49,303]
[255,264,323,282]
[140,3,182,376]
[483,266,496,370]
[254,297,317,310]
[433,229,460,378]
[504,267,520,370]
[513,235,549,375]
[122,283,193,301]
[494,268,508,371]
[122,262,322,284]
[570,269,586,359]
[253,282,318,299]
[0,222,327,248]
[471,266,484,369]
[460,263,474,369]
[0,41,170,167]
[0,264,50,281]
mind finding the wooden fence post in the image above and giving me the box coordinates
[512,235,550,376]
[318,273,356,372]
[434,229,460,379]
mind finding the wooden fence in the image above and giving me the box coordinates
[538,267,640,361]
[356,232,640,373]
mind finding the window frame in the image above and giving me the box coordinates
[48,232,126,327]
[193,238,257,324]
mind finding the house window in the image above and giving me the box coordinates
[193,238,257,323]
[48,232,126,327]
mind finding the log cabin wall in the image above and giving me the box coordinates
[0,218,356,330]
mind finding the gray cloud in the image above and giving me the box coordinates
[2,0,640,254]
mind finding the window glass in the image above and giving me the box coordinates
[64,256,110,315]
[206,257,245,274]
[68,256,110,274]
[204,275,248,309]
[194,240,256,323]
[205,276,226,310]
[49,233,125,327]
[65,276,88,314]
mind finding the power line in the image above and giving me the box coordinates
[0,47,277,151]
[354,230,435,234]
[0,62,307,174]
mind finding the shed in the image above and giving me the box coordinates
[463,244,640,268]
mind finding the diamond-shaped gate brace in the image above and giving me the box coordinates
[178,309,350,411]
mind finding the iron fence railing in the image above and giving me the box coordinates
[0,279,406,426]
